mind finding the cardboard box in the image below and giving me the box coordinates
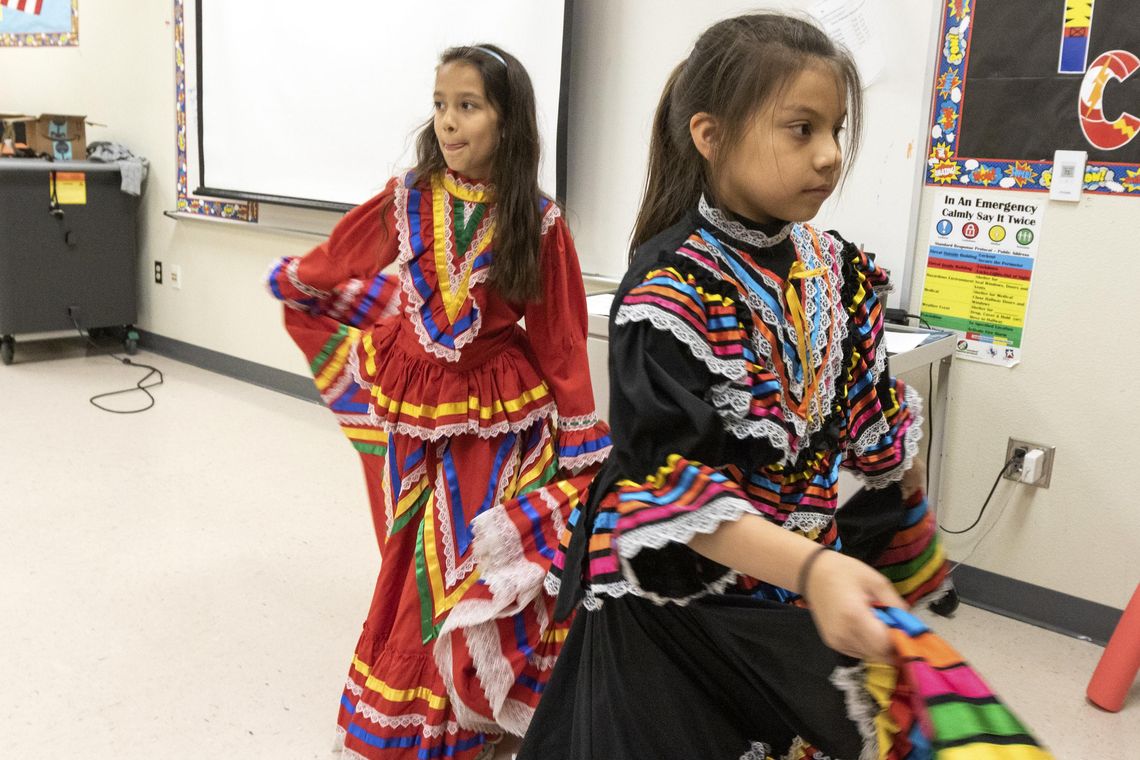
[29,114,87,160]
[0,114,86,160]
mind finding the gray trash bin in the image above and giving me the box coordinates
[0,159,140,363]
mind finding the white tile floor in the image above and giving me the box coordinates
[2,343,1136,758]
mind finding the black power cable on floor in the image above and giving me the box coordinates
[939,454,1019,535]
[69,313,164,414]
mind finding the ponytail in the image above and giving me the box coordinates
[629,61,709,257]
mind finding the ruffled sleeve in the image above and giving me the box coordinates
[265,176,402,328]
[522,205,612,473]
[839,242,924,489]
[583,263,785,603]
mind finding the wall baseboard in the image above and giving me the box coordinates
[139,331,319,404]
[952,564,1121,646]
[139,331,1124,646]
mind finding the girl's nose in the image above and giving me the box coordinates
[815,138,841,171]
[439,109,457,132]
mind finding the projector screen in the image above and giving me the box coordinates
[195,1,570,210]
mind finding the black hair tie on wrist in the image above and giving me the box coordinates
[797,545,830,601]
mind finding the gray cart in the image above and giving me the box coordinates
[0,159,140,364]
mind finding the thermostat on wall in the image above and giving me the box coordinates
[1049,149,1087,202]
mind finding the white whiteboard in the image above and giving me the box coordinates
[563,0,941,307]
[195,0,567,208]
[182,0,940,306]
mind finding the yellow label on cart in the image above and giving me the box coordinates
[50,172,87,205]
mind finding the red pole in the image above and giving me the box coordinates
[1087,583,1140,712]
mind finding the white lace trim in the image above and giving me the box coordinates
[433,449,477,588]
[432,606,537,735]
[346,336,372,394]
[708,381,796,463]
[828,663,882,760]
[559,446,611,474]
[546,559,741,611]
[557,412,600,431]
[430,626,501,734]
[543,569,562,598]
[609,563,741,608]
[740,741,773,760]
[699,195,792,248]
[320,357,360,409]
[858,383,925,490]
[781,510,835,536]
[468,505,547,617]
[615,494,762,558]
[540,202,561,237]
[871,339,888,386]
[285,255,330,299]
[382,401,556,442]
[354,702,460,737]
[266,257,317,313]
[615,303,748,381]
[709,380,751,415]
[493,433,522,507]
[850,417,892,458]
[444,170,493,197]
[536,489,569,558]
[605,495,756,606]
[327,278,364,323]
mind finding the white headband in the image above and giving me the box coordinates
[474,46,507,67]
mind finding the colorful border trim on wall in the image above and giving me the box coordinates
[173,0,256,221]
[0,0,78,47]
[926,0,1140,196]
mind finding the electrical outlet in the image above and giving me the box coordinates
[1003,438,1056,488]
[154,261,163,284]
[169,264,182,290]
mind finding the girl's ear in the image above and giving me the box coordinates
[689,112,719,162]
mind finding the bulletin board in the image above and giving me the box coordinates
[0,0,77,47]
[926,0,1140,196]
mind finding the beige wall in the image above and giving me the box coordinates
[4,2,1136,608]
[909,191,1140,609]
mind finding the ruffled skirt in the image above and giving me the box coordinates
[283,307,598,760]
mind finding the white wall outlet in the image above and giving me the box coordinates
[169,264,182,290]
[1003,438,1056,488]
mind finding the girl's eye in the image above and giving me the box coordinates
[433,101,444,111]
[462,102,477,111]
[791,124,811,137]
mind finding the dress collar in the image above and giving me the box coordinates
[697,194,792,250]
[441,170,493,203]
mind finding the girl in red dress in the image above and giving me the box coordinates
[267,43,611,760]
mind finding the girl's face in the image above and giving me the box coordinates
[712,62,846,225]
[433,61,500,180]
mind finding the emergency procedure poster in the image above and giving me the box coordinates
[919,191,1045,367]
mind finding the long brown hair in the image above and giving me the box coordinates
[409,44,545,302]
[630,14,863,256]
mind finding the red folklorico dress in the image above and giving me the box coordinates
[266,169,612,759]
